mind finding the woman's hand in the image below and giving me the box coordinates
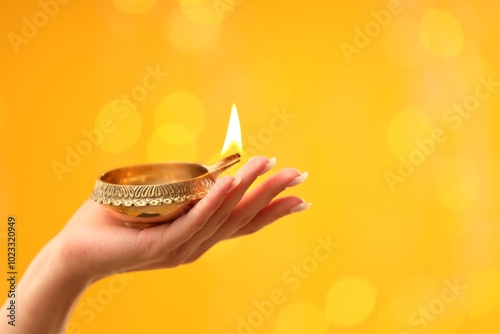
[54,156,309,283]
[1,156,309,334]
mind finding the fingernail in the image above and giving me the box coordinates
[212,176,233,192]
[286,171,308,187]
[227,176,241,193]
[289,202,311,214]
[258,157,276,176]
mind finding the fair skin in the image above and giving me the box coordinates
[0,156,310,334]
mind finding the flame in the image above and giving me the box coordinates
[221,104,242,156]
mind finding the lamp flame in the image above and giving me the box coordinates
[221,104,242,155]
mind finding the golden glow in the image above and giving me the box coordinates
[113,0,157,14]
[325,277,377,327]
[181,0,221,26]
[463,269,500,318]
[383,18,427,68]
[146,129,197,162]
[434,157,479,211]
[155,91,207,139]
[200,238,239,264]
[276,302,329,334]
[156,123,196,145]
[95,100,142,154]
[3,2,500,333]
[419,9,464,57]
[221,104,242,156]
[0,95,7,134]
[169,10,222,56]
[387,109,432,156]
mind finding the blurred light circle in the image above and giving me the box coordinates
[146,129,197,162]
[325,277,377,327]
[419,9,464,57]
[155,91,207,139]
[156,123,196,145]
[181,0,222,26]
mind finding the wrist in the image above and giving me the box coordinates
[44,235,95,288]
[12,237,92,333]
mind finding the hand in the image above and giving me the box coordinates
[1,156,310,334]
[52,156,310,283]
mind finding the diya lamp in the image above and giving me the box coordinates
[91,104,244,228]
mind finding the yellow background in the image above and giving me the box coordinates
[1,0,500,333]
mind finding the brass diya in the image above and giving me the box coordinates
[91,154,241,228]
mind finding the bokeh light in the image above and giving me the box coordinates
[156,123,196,145]
[324,277,377,327]
[155,91,207,139]
[180,0,221,26]
[146,128,198,162]
[419,9,464,57]
[2,1,500,333]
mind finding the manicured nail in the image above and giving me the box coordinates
[227,176,241,193]
[286,171,308,187]
[258,157,276,176]
[212,176,233,192]
[289,202,311,214]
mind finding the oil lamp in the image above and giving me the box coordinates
[91,104,243,228]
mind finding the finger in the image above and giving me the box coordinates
[231,196,309,237]
[201,167,307,244]
[228,168,307,228]
[230,156,275,206]
[183,197,310,263]
[177,156,274,251]
[138,175,237,253]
